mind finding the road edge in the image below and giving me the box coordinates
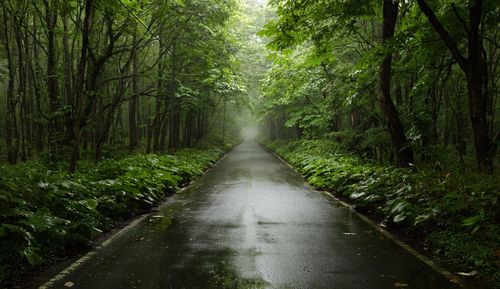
[36,148,233,289]
[266,146,467,289]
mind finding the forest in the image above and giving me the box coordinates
[258,0,499,288]
[0,0,499,288]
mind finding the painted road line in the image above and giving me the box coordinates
[38,215,147,289]
[37,149,232,289]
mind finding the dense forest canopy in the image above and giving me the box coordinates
[3,0,496,174]
[0,0,250,172]
[259,0,499,174]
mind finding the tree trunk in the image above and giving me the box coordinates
[2,8,18,164]
[378,0,414,167]
[69,0,93,173]
[128,32,139,151]
[168,43,180,150]
[95,77,127,161]
[416,0,494,173]
[184,110,194,147]
[25,25,35,156]
[15,20,27,161]
[45,0,62,152]
[222,98,226,145]
[159,116,168,152]
[31,15,45,153]
[62,2,74,144]
[466,1,492,172]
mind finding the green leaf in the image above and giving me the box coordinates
[393,213,406,223]
[79,199,98,211]
[27,208,65,232]
[462,215,482,227]
[22,247,42,267]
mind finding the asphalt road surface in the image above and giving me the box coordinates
[38,140,461,289]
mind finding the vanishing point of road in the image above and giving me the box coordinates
[37,140,461,289]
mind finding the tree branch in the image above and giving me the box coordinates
[451,4,469,37]
[416,0,468,70]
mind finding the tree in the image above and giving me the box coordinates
[416,0,497,173]
[258,0,499,172]
[0,0,244,171]
[378,0,414,167]
[261,0,415,167]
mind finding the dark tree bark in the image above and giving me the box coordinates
[15,18,27,161]
[168,43,180,150]
[129,32,139,151]
[2,8,19,164]
[95,75,128,160]
[24,24,36,155]
[148,94,163,152]
[159,115,168,152]
[416,0,494,173]
[44,0,62,151]
[69,0,93,173]
[62,1,74,144]
[378,0,414,167]
[70,8,123,172]
[184,110,194,147]
[30,15,45,153]
[147,75,161,152]
[150,44,166,152]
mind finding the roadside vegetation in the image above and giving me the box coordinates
[264,138,499,287]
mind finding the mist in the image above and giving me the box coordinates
[240,125,260,140]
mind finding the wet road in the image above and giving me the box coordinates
[42,140,460,289]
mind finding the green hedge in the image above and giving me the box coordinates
[266,139,500,288]
[0,148,223,285]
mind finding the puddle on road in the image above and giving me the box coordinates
[146,201,185,231]
[161,249,268,289]
[139,198,268,289]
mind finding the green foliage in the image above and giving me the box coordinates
[430,229,500,286]
[266,138,500,287]
[0,148,223,286]
[259,0,499,174]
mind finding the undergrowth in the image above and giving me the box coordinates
[265,138,500,288]
[0,147,223,287]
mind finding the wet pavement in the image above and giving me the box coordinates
[41,140,461,289]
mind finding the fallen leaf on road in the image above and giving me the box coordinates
[394,282,408,287]
[456,270,477,276]
[64,282,74,287]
